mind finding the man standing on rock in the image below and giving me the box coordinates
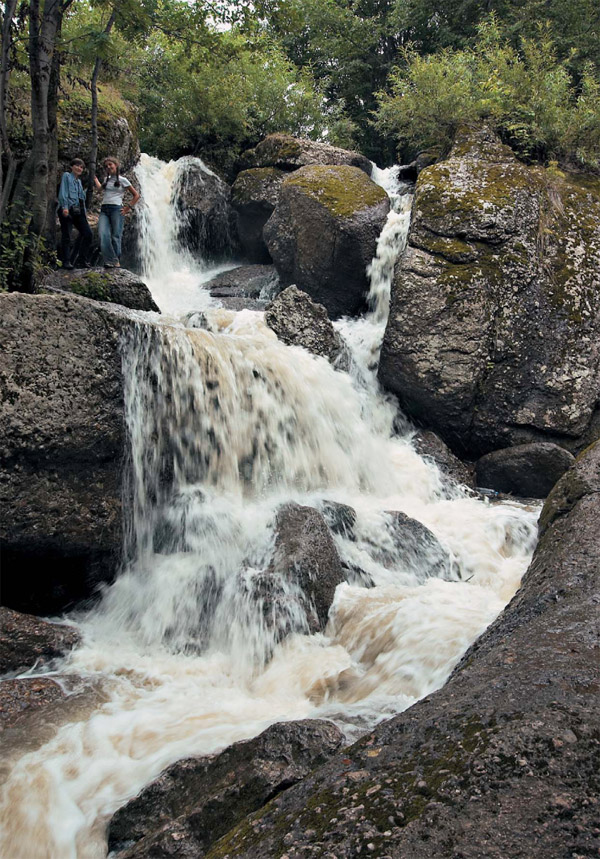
[57,158,93,269]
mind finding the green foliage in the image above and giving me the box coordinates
[69,272,111,300]
[0,219,55,292]
[374,16,600,167]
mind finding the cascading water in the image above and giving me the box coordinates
[0,157,540,859]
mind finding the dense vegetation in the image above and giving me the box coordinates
[0,0,599,289]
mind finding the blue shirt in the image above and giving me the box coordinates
[58,171,86,211]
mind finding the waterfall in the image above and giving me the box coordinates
[0,156,540,859]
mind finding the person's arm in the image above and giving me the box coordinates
[93,175,102,191]
[123,185,140,213]
[57,173,70,216]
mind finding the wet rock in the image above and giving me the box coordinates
[264,165,389,319]
[108,719,345,858]
[205,264,280,301]
[396,148,440,182]
[265,286,350,369]
[173,158,239,261]
[266,503,346,633]
[319,500,357,539]
[209,441,600,859]
[412,429,475,490]
[475,442,575,498]
[231,168,287,262]
[0,293,131,613]
[39,267,159,312]
[0,608,80,676]
[379,126,600,458]
[238,133,372,176]
[0,678,67,735]
[380,511,456,581]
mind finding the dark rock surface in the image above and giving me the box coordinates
[265,286,349,369]
[412,429,475,490]
[0,678,67,735]
[265,503,346,634]
[205,264,280,300]
[0,293,130,613]
[0,607,80,676]
[231,168,286,262]
[379,127,600,458]
[381,510,456,581]
[205,440,600,859]
[108,719,345,858]
[475,442,576,498]
[238,133,372,176]
[264,165,389,319]
[173,158,238,261]
[39,267,159,313]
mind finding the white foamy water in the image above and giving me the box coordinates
[0,157,540,859]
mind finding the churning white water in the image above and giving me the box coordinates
[0,157,539,859]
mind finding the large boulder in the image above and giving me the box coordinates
[238,133,372,176]
[378,127,600,458]
[207,440,600,859]
[0,608,80,676]
[412,429,475,490]
[0,293,129,613]
[262,503,346,634]
[475,442,576,498]
[231,167,286,262]
[264,165,390,319]
[39,267,160,312]
[172,158,239,261]
[108,719,345,858]
[265,285,349,369]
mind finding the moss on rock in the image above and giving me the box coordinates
[285,165,387,219]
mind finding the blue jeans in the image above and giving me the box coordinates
[99,204,124,265]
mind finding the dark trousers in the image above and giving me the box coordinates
[58,207,93,266]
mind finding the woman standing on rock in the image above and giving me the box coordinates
[94,156,140,268]
[57,158,93,269]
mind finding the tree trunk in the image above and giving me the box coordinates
[0,0,19,221]
[87,7,117,208]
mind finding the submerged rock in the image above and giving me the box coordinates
[265,285,349,369]
[475,442,575,498]
[379,126,600,458]
[205,264,280,301]
[264,165,389,319]
[208,440,600,859]
[238,133,372,176]
[412,429,475,490]
[108,719,345,858]
[0,608,80,676]
[0,293,130,613]
[39,267,159,312]
[265,503,346,634]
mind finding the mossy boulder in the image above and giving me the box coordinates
[231,167,287,262]
[238,133,372,176]
[39,268,160,313]
[263,165,390,319]
[378,126,600,458]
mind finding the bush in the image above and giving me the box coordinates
[374,16,600,168]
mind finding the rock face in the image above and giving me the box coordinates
[264,165,390,319]
[0,293,129,613]
[0,608,80,675]
[238,133,372,176]
[378,127,600,458]
[475,442,576,498]
[206,440,600,859]
[265,503,346,634]
[108,719,345,858]
[231,168,286,262]
[39,268,160,313]
[265,286,349,369]
[173,158,239,261]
